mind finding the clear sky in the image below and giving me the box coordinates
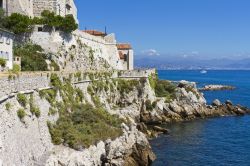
[75,0,250,59]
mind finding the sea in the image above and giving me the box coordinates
[151,70,250,166]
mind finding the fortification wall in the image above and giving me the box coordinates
[30,30,125,70]
[0,70,153,102]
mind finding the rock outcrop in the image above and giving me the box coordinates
[45,124,155,166]
[199,85,236,91]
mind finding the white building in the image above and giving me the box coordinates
[117,44,134,70]
[0,0,78,23]
[0,28,14,70]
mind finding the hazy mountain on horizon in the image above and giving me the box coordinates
[135,56,250,70]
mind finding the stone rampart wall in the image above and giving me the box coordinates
[0,70,154,102]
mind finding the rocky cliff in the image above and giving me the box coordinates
[0,70,249,166]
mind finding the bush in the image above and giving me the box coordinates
[117,79,140,94]
[29,94,41,118]
[17,109,26,120]
[11,64,21,74]
[14,43,48,71]
[4,13,32,34]
[40,10,78,33]
[50,60,60,71]
[145,100,153,111]
[47,78,123,150]
[48,104,123,149]
[5,102,11,111]
[0,58,6,67]
[154,80,177,103]
[17,93,27,107]
[50,74,62,88]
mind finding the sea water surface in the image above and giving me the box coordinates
[151,70,250,166]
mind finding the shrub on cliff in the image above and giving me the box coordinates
[0,58,6,67]
[46,79,123,150]
[155,80,177,103]
[4,13,32,34]
[17,109,26,120]
[17,93,28,107]
[39,10,78,33]
[14,43,48,71]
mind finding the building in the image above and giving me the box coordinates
[33,0,78,23]
[0,0,34,17]
[82,29,134,70]
[0,28,14,70]
[0,0,78,23]
[117,43,134,70]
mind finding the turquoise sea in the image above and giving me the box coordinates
[151,70,250,166]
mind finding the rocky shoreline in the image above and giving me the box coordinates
[137,81,249,139]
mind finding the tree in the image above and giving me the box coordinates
[61,14,78,33]
[4,13,32,34]
[0,8,7,28]
[0,58,6,67]
[14,44,48,71]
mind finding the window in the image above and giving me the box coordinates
[0,33,4,43]
[6,37,11,45]
[38,27,43,32]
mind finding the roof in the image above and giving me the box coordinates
[117,43,132,50]
[83,30,106,37]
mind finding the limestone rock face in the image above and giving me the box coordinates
[45,124,155,166]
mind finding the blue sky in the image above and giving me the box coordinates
[75,0,250,59]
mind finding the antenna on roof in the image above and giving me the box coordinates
[105,26,107,35]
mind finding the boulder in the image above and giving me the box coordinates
[225,100,233,105]
[152,126,169,134]
[212,99,221,107]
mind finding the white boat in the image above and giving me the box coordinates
[200,70,207,74]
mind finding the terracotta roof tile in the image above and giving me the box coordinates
[83,30,106,36]
[117,44,132,50]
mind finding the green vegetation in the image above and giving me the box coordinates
[3,13,32,34]
[155,80,177,103]
[50,74,62,88]
[185,86,200,99]
[45,75,123,150]
[145,100,154,111]
[14,43,48,71]
[17,109,26,120]
[29,94,41,118]
[149,71,177,103]
[17,93,28,107]
[39,89,57,105]
[39,10,78,33]
[0,58,6,67]
[0,9,5,28]
[11,64,21,74]
[148,74,157,89]
[5,102,11,111]
[0,9,77,34]
[116,79,140,94]
[50,60,60,71]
